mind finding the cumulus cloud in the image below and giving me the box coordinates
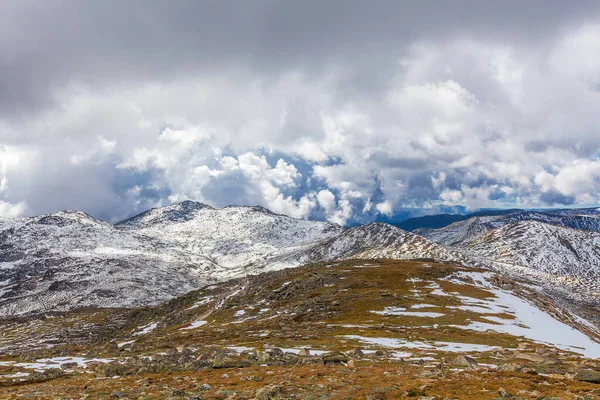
[1,1,600,223]
[0,201,27,218]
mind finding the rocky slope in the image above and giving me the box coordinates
[1,259,599,399]
[463,221,600,285]
[415,209,600,246]
[0,210,213,316]
[412,211,600,292]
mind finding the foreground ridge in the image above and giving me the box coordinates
[0,260,599,398]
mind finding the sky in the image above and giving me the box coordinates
[1,1,600,225]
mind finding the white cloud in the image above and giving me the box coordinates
[376,201,393,216]
[317,189,336,213]
[2,21,600,222]
[0,200,27,217]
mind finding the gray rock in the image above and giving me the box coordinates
[297,348,310,357]
[349,348,364,358]
[267,347,284,357]
[451,355,478,370]
[515,352,560,365]
[322,351,349,365]
[574,369,600,384]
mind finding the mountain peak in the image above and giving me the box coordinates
[33,210,105,227]
[175,200,212,210]
[116,200,213,228]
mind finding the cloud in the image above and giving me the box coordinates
[1,2,600,223]
[376,201,393,216]
[0,201,27,217]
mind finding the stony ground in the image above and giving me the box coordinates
[1,259,600,399]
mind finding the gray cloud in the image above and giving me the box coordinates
[540,190,576,206]
[2,1,600,223]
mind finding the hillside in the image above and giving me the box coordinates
[415,210,600,246]
[399,208,600,233]
[1,259,600,399]
[464,221,600,285]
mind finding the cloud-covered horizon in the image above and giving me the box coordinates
[2,1,600,224]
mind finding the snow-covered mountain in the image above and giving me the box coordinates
[270,222,470,268]
[414,213,600,295]
[2,201,600,316]
[0,201,457,316]
[0,210,216,316]
[415,210,600,246]
[462,221,600,284]
[116,200,343,275]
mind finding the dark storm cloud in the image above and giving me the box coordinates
[2,0,600,118]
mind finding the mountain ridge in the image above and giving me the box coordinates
[2,201,600,317]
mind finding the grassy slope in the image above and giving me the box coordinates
[0,259,599,399]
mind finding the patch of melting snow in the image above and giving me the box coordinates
[117,340,135,348]
[234,309,246,317]
[407,356,436,361]
[410,304,437,309]
[133,322,158,336]
[187,296,213,310]
[372,307,445,318]
[14,357,112,371]
[1,372,30,379]
[459,288,600,358]
[279,347,328,356]
[449,271,600,358]
[226,346,255,353]
[390,351,413,359]
[344,335,500,353]
[180,320,208,330]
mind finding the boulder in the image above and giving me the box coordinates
[322,351,349,365]
[60,362,79,370]
[266,347,284,357]
[199,383,213,391]
[498,363,526,372]
[256,351,271,364]
[349,348,365,358]
[297,348,310,357]
[573,369,600,384]
[451,355,478,370]
[497,387,511,398]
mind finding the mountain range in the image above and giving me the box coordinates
[1,201,600,316]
